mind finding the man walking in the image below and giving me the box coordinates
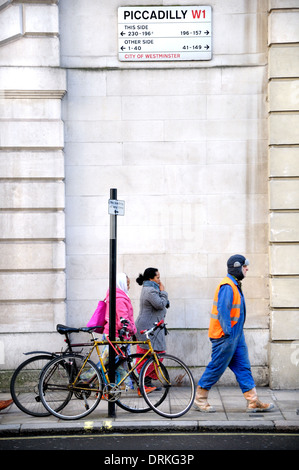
[195,254,274,413]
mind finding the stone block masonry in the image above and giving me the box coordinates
[268,1,299,388]
[0,0,67,377]
[0,0,298,389]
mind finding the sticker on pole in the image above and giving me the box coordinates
[108,199,125,216]
[118,6,212,61]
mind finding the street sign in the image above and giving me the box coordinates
[108,199,125,216]
[118,6,212,62]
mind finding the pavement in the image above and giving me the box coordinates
[0,386,299,436]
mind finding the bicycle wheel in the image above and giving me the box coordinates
[115,353,151,413]
[39,354,103,420]
[139,353,195,419]
[10,354,54,417]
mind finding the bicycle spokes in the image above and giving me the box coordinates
[39,355,103,420]
[139,354,195,419]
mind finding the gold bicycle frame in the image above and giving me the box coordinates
[71,334,169,394]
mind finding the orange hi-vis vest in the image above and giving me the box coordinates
[208,276,241,339]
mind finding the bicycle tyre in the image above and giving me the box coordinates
[139,353,195,419]
[39,354,103,420]
[10,354,54,417]
[114,353,152,413]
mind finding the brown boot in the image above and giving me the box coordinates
[244,388,274,413]
[0,399,13,411]
[193,386,215,412]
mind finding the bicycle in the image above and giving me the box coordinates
[38,320,195,420]
[36,323,155,419]
[9,319,148,417]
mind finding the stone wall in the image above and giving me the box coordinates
[0,0,298,389]
[0,0,66,374]
[61,0,269,386]
[268,0,299,389]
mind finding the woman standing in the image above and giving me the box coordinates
[103,272,136,339]
[83,272,136,384]
[135,268,169,388]
[101,273,137,385]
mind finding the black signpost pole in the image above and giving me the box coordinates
[108,188,117,418]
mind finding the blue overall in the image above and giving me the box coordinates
[198,274,255,393]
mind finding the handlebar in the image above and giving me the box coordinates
[57,318,167,341]
[140,319,165,338]
[118,317,131,340]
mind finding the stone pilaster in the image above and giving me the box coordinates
[268,0,299,388]
[0,1,67,372]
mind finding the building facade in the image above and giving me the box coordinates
[0,0,298,389]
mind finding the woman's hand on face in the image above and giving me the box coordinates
[150,271,164,290]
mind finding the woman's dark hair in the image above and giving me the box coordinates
[136,267,158,286]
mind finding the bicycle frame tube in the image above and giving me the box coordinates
[65,324,165,390]
[71,345,99,388]
[96,340,152,387]
[70,337,156,390]
[149,353,171,385]
[112,349,152,388]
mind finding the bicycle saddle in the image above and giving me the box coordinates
[56,324,81,335]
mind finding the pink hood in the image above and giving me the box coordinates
[104,288,137,337]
